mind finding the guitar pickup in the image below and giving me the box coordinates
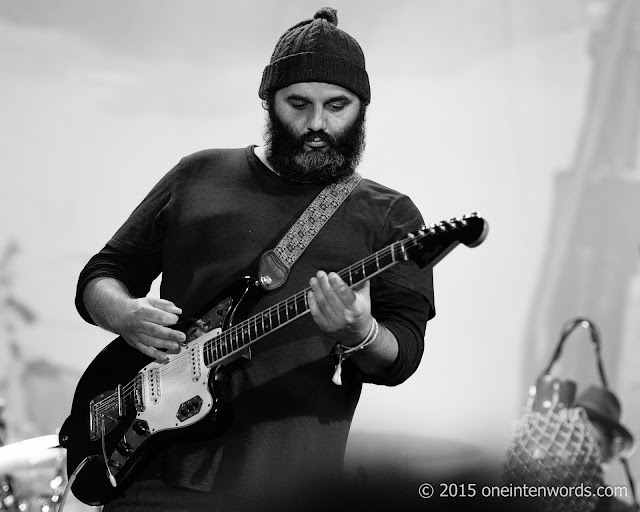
[189,343,202,382]
[148,368,161,404]
[134,373,145,412]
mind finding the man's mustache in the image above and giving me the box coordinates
[302,130,337,146]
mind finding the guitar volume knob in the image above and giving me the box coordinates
[132,419,150,437]
[116,440,133,456]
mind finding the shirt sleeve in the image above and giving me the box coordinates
[107,159,183,254]
[354,275,432,386]
[75,245,163,325]
[354,193,436,386]
[75,160,182,323]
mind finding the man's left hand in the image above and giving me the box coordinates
[307,271,372,347]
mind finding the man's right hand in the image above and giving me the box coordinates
[83,277,186,362]
[116,297,186,362]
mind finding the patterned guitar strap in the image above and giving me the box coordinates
[257,171,362,291]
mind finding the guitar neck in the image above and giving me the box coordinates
[201,235,422,367]
[198,211,488,368]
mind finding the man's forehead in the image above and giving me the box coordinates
[277,82,359,101]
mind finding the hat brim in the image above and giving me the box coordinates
[581,407,636,458]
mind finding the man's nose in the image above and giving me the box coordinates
[307,105,327,132]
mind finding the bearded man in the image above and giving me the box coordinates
[74,7,434,512]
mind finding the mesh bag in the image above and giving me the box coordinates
[504,318,609,512]
[504,404,604,511]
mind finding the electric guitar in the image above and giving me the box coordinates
[59,213,488,506]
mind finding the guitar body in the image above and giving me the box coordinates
[59,213,489,506]
[59,277,260,506]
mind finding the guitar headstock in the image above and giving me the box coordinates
[426,212,488,247]
[405,212,488,268]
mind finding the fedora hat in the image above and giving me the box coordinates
[575,385,635,458]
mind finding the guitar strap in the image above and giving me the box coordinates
[257,171,362,291]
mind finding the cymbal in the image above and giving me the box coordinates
[0,435,64,473]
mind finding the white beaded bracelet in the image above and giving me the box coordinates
[332,318,379,386]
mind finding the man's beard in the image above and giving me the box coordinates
[264,103,366,184]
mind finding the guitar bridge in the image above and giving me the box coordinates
[89,399,99,441]
[89,391,125,442]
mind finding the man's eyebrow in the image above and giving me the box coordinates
[325,95,352,103]
[285,93,353,103]
[285,94,309,102]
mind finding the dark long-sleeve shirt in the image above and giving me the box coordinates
[76,146,434,501]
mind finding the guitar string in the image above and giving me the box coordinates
[87,217,483,437]
[90,356,159,409]
[93,348,196,414]
[207,231,435,362]
[92,239,413,414]
[92,234,429,415]
[199,238,413,361]
[93,269,384,414]
[92,332,223,414]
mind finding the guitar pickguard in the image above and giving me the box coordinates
[90,291,245,478]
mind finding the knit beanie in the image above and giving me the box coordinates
[258,7,370,104]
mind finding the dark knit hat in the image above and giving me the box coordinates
[258,7,370,104]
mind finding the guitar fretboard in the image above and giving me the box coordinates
[201,233,425,367]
